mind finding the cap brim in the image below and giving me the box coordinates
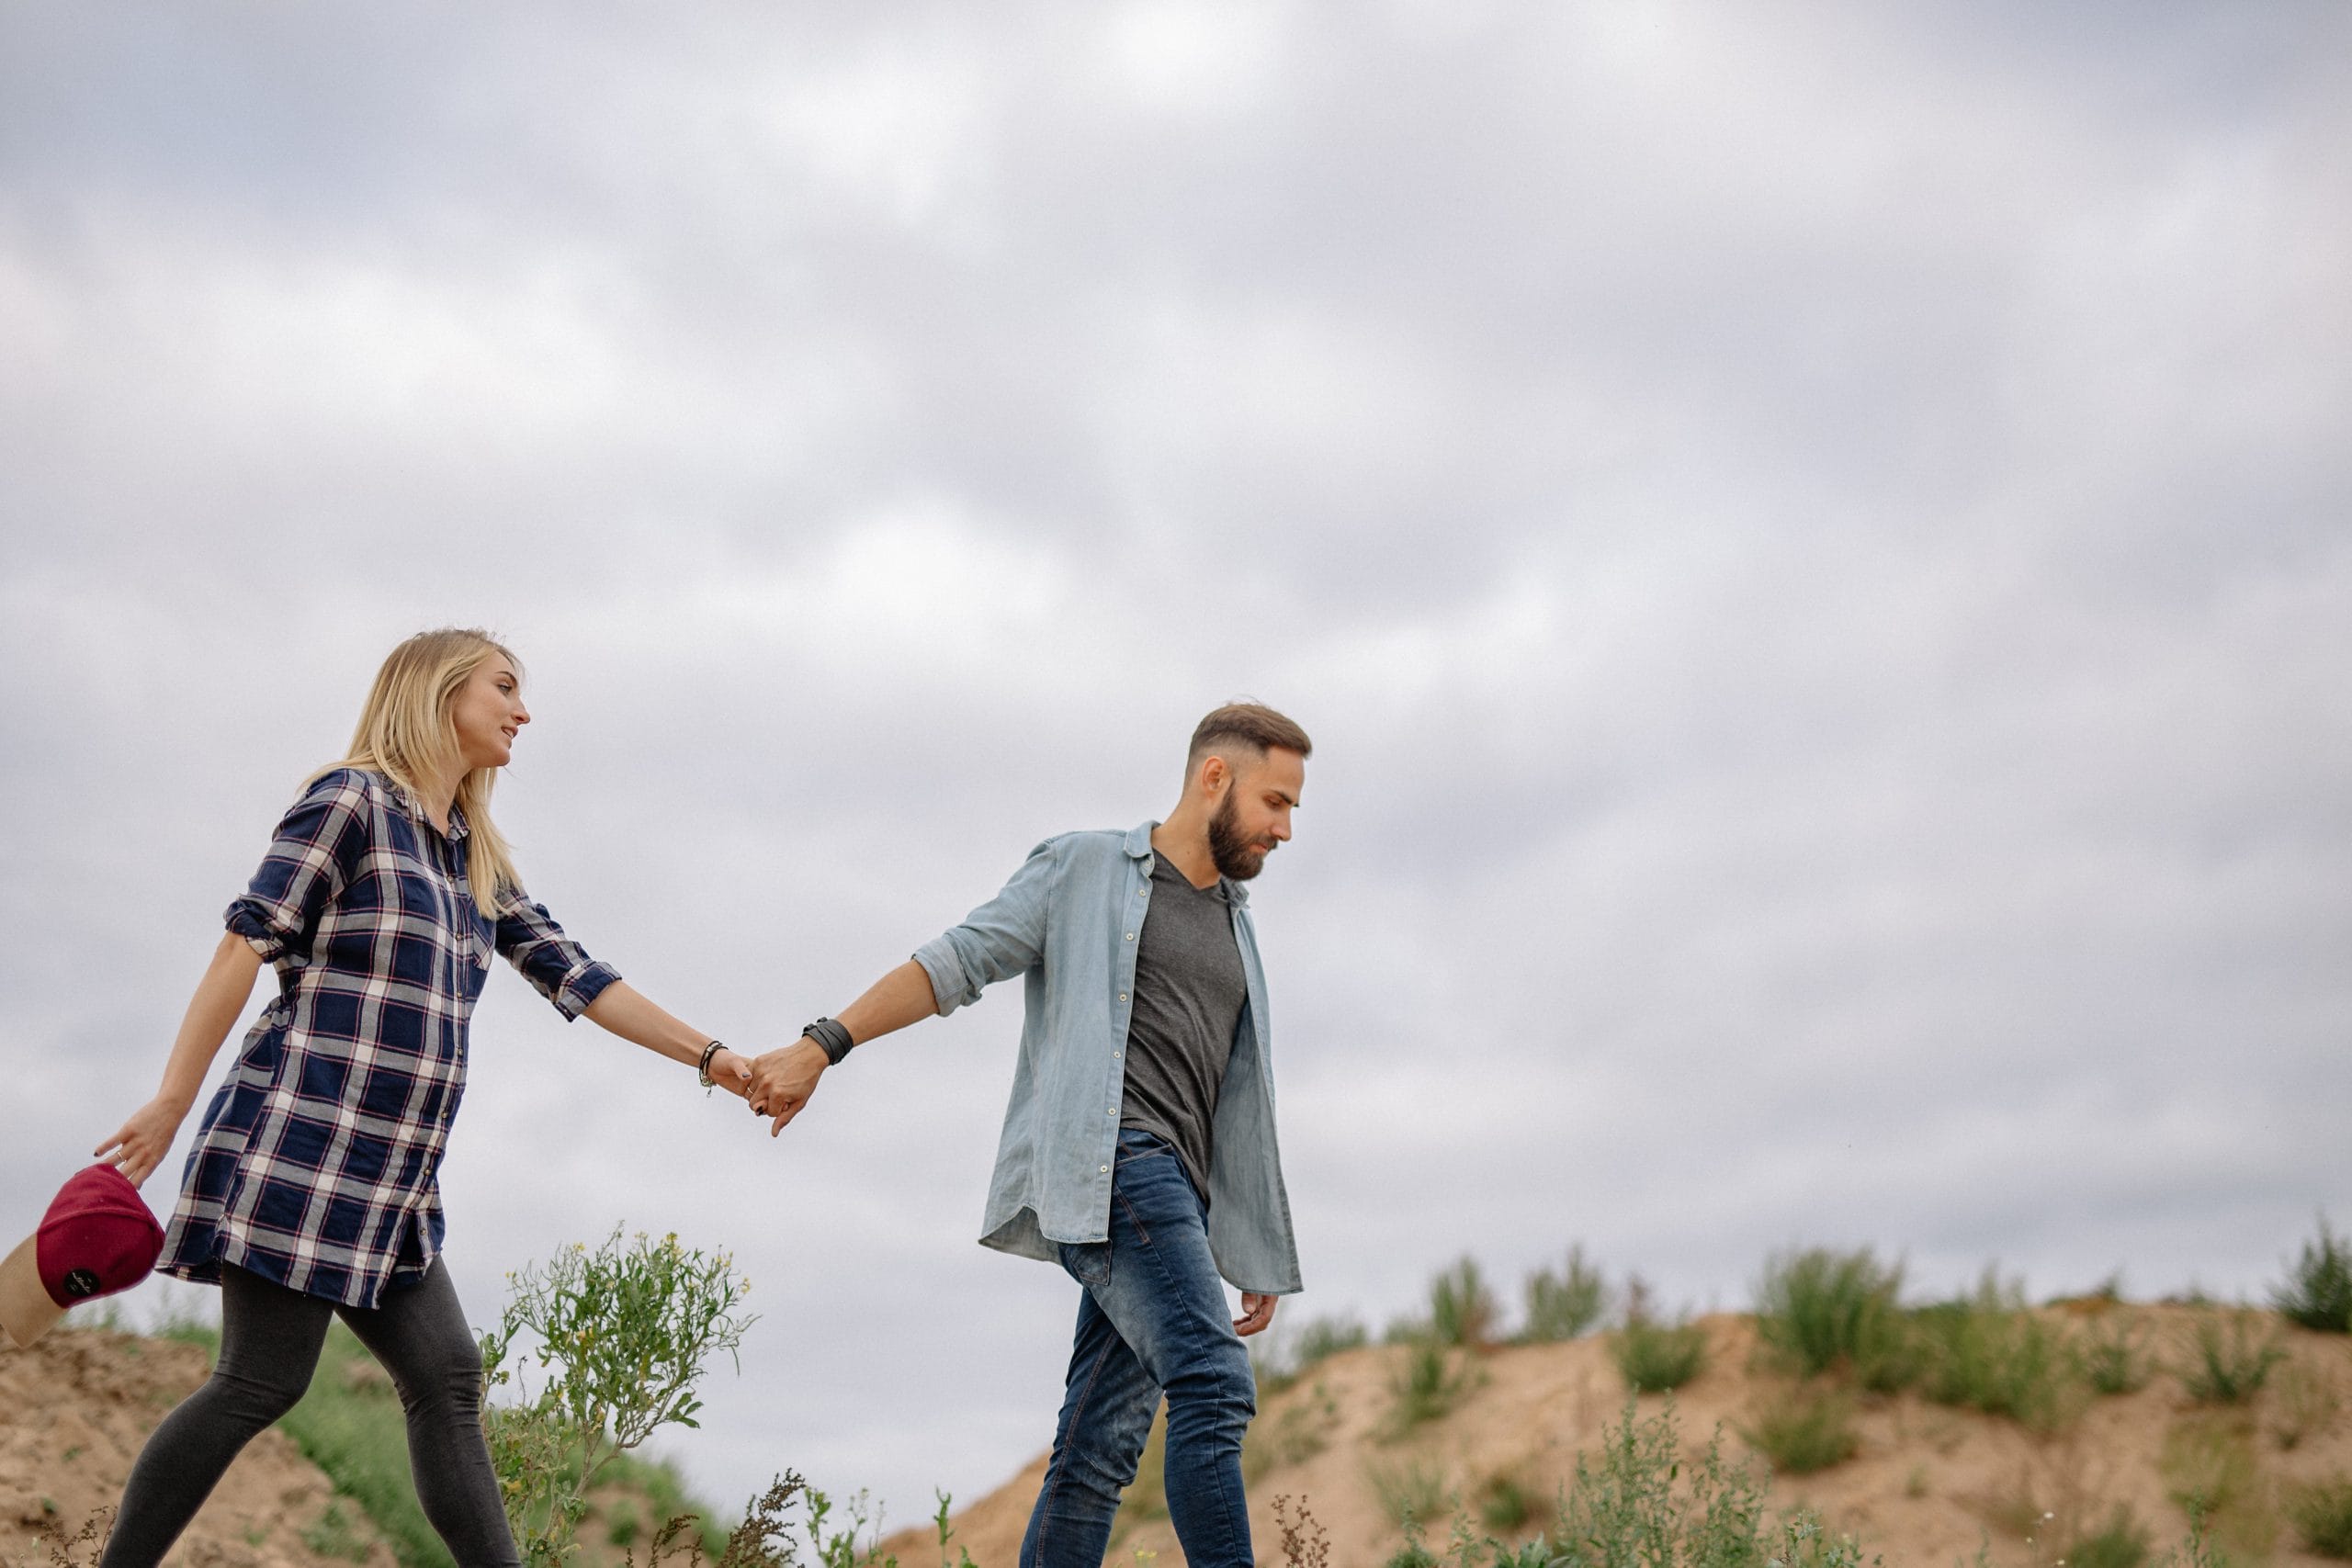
[0,1231,65,1350]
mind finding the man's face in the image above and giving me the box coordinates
[1206,747,1305,881]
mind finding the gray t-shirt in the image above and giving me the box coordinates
[1118,851,1249,1201]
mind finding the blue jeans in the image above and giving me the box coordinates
[1020,1129,1257,1568]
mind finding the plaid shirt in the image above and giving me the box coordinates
[159,767,619,1307]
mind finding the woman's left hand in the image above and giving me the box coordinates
[706,1048,753,1100]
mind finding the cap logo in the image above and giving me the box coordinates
[62,1269,102,1300]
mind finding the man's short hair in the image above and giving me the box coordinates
[1187,702,1313,775]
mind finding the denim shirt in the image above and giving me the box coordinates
[913,822,1302,1295]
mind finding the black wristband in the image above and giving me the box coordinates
[804,1017,854,1066]
[696,1041,726,1086]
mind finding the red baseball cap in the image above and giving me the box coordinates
[0,1164,166,1349]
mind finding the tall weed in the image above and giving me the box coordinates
[1738,1385,1859,1475]
[1751,1247,1906,1383]
[2286,1473,2352,1559]
[1913,1271,2082,1433]
[2177,1310,2286,1405]
[2274,1215,2352,1333]
[1385,1339,1479,1435]
[1611,1280,1708,1394]
[2078,1314,2153,1397]
[1430,1258,1502,1350]
[1522,1247,1611,1344]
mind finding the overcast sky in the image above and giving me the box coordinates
[3,0,2348,1534]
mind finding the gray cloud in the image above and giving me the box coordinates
[4,0,2348,1528]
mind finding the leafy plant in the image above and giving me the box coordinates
[2287,1473,2352,1559]
[1365,1456,1450,1536]
[2271,1357,2344,1450]
[1430,1258,1502,1350]
[1522,1247,1610,1344]
[1738,1385,1858,1475]
[2274,1215,2352,1333]
[1476,1469,1543,1535]
[1549,1398,1873,1566]
[1385,1338,1480,1434]
[1610,1281,1708,1393]
[1271,1495,1331,1568]
[1912,1271,2082,1432]
[2161,1416,2276,1561]
[626,1473,809,1568]
[2177,1310,2286,1405]
[2063,1506,2152,1568]
[480,1229,756,1565]
[1751,1247,1905,1382]
[2079,1313,2153,1396]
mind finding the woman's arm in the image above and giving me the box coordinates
[95,932,265,1187]
[580,981,753,1099]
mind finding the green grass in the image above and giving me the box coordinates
[2275,1215,2352,1333]
[2288,1473,2352,1558]
[1911,1271,2081,1432]
[2161,1415,2278,1561]
[1255,1314,1368,1396]
[1429,1257,1501,1349]
[2271,1357,2344,1450]
[1363,1455,1449,1536]
[1476,1469,1542,1535]
[1521,1246,1611,1344]
[1244,1383,1339,1483]
[2078,1313,2153,1396]
[1751,1247,1907,1383]
[2177,1309,2287,1405]
[1739,1386,1859,1475]
[1384,1338,1479,1435]
[1611,1314,1709,1394]
[2062,1506,2152,1568]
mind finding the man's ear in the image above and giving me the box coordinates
[1197,752,1230,797]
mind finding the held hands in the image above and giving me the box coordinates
[746,1037,829,1136]
[95,1097,186,1188]
[705,1048,754,1099]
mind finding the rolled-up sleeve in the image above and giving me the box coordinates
[224,771,373,965]
[494,892,621,1020]
[913,838,1059,1016]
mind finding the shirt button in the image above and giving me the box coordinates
[1118,993,1128,1002]
[1125,931,1135,941]
[1100,1165,1110,1174]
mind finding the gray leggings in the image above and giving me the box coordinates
[102,1258,518,1568]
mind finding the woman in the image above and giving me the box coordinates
[92,626,752,1568]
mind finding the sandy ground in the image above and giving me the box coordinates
[0,1325,390,1568]
[883,1306,2352,1567]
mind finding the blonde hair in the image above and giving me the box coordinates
[325,627,525,912]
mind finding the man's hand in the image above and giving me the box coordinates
[746,1037,830,1135]
[1234,1292,1278,1337]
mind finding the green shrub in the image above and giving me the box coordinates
[2162,1416,2277,1561]
[1244,1384,1339,1481]
[1255,1314,1367,1394]
[2079,1313,2153,1396]
[1739,1386,1859,1475]
[1751,1247,1906,1383]
[1430,1257,1501,1349]
[1476,1470,1542,1535]
[1550,1398,1873,1566]
[1912,1271,2082,1432]
[1522,1247,1610,1343]
[1385,1338,1479,1434]
[2275,1217,2352,1333]
[1364,1455,1449,1536]
[1612,1315,1709,1394]
[2288,1474,2352,1558]
[2271,1357,2343,1450]
[479,1228,755,1565]
[1609,1279,1707,1393]
[2177,1310,2287,1405]
[2064,1506,2152,1568]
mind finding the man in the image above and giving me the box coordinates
[745,703,1312,1568]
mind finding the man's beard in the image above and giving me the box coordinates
[1207,793,1270,881]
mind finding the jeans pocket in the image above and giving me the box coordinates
[1057,1240,1112,1290]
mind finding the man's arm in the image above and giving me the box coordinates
[745,959,938,1134]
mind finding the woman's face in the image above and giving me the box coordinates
[450,655,529,772]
